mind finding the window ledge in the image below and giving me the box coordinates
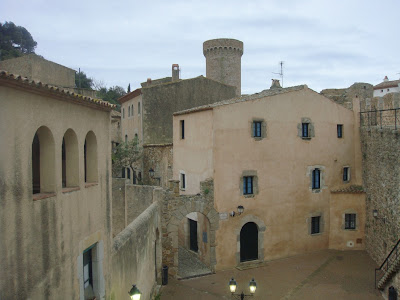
[310,232,323,236]
[33,193,56,201]
[243,194,255,198]
[311,189,321,193]
[344,228,357,231]
[253,137,263,141]
[62,186,80,194]
[85,182,98,188]
[302,137,312,140]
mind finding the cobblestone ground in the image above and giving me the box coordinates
[161,250,383,300]
[178,247,213,279]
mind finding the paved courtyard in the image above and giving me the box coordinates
[160,249,383,300]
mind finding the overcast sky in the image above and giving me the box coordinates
[1,0,399,94]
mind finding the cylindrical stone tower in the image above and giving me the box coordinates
[203,38,243,96]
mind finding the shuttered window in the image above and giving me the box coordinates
[243,176,253,195]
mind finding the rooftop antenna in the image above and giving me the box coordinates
[272,61,284,87]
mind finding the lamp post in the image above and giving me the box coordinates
[229,278,257,299]
[148,168,161,186]
[128,284,141,300]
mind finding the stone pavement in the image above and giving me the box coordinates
[178,247,213,279]
[160,249,383,300]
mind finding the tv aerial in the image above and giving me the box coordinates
[272,61,284,87]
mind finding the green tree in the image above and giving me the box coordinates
[127,83,131,93]
[0,21,37,60]
[96,85,126,107]
[112,138,143,178]
[75,70,93,89]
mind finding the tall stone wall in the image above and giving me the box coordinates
[321,82,373,110]
[361,126,400,293]
[142,76,236,144]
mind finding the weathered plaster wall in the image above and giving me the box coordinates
[173,87,363,270]
[173,109,214,194]
[110,201,162,300]
[361,126,400,293]
[0,86,112,299]
[120,94,143,144]
[142,76,236,145]
[112,178,126,238]
[328,192,366,250]
[0,54,75,87]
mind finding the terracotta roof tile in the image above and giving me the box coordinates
[374,79,400,90]
[0,70,115,111]
[173,84,307,115]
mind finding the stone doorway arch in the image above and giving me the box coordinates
[235,215,266,265]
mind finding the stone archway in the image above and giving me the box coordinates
[235,215,266,265]
[161,179,219,277]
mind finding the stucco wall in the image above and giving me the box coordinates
[173,87,363,270]
[328,192,366,250]
[0,85,112,299]
[361,126,400,293]
[121,94,143,144]
[142,76,236,145]
[110,201,162,300]
[173,109,214,194]
[0,54,75,87]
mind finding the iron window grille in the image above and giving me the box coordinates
[345,214,356,229]
[311,216,321,234]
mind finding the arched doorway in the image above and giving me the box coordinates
[177,212,212,278]
[240,222,258,262]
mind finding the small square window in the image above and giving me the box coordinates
[302,123,309,138]
[253,121,262,137]
[243,176,253,195]
[337,124,343,138]
[311,216,321,234]
[345,213,356,229]
[343,167,349,182]
[312,168,320,190]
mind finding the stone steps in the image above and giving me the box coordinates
[236,260,267,271]
[377,255,400,290]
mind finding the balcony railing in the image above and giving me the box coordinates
[360,108,400,129]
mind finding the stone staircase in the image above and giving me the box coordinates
[376,239,400,290]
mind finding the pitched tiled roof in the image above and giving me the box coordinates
[0,70,115,111]
[173,84,307,115]
[330,185,364,194]
[374,79,400,90]
[118,88,142,104]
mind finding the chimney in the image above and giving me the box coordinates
[270,79,282,89]
[172,64,180,81]
[147,78,152,86]
[384,76,389,82]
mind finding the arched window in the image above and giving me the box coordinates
[131,104,134,117]
[138,102,141,114]
[84,131,98,183]
[62,129,79,188]
[125,134,128,143]
[128,106,131,117]
[122,108,125,119]
[32,126,55,194]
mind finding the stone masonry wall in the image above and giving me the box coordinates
[143,144,173,188]
[321,82,373,110]
[142,76,236,144]
[361,126,400,293]
[161,178,219,277]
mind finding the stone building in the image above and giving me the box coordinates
[0,70,114,299]
[0,69,162,300]
[118,60,237,187]
[373,76,400,97]
[0,54,97,97]
[172,82,366,271]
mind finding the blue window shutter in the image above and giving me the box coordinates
[243,178,246,194]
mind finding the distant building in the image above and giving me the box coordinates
[373,76,400,97]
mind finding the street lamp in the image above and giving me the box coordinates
[128,284,141,300]
[228,278,257,299]
[148,168,161,186]
[149,168,155,178]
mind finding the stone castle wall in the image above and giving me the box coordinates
[361,126,400,294]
